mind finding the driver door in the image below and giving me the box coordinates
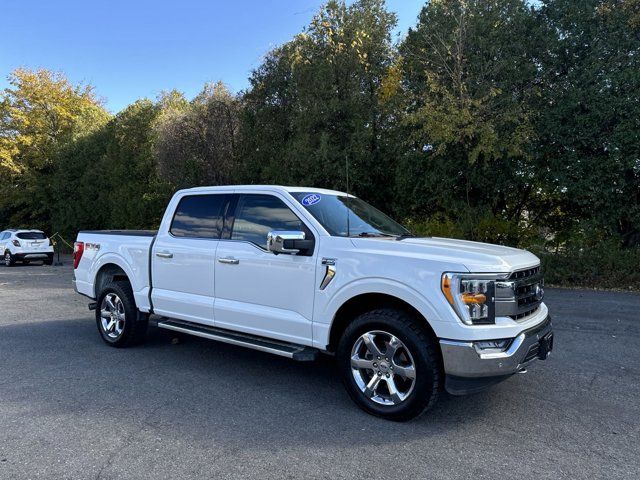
[214,193,317,346]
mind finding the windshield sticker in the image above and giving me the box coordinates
[301,193,321,206]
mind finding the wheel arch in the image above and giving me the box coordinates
[94,263,131,298]
[326,292,440,354]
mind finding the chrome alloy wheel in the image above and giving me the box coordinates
[350,330,416,406]
[4,253,10,266]
[100,293,126,339]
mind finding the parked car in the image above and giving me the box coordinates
[0,229,54,266]
[72,185,553,421]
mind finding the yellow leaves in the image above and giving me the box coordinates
[378,57,403,103]
[0,68,109,176]
[0,140,21,174]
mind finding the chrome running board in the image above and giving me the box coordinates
[156,319,318,361]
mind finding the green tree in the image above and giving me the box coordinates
[536,0,640,248]
[50,99,169,237]
[154,82,239,190]
[239,0,397,207]
[395,0,546,244]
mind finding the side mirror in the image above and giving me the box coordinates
[267,231,310,255]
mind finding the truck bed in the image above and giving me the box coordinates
[74,230,156,311]
[78,230,157,237]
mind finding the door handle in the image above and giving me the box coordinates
[156,252,173,259]
[218,256,239,265]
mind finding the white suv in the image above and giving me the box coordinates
[0,229,54,266]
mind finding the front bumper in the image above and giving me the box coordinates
[440,315,553,395]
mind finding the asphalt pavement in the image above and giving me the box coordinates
[1,259,639,479]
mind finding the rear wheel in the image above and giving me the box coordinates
[96,280,148,347]
[4,251,14,267]
[337,308,442,421]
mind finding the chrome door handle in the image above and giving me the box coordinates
[156,252,173,259]
[218,257,239,265]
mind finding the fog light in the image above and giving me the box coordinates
[474,339,511,353]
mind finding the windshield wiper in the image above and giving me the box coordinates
[395,233,416,241]
[352,232,395,238]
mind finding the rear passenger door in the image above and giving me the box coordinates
[151,194,229,326]
[214,193,317,345]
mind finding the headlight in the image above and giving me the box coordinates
[441,273,498,325]
[12,240,20,247]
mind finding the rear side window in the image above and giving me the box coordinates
[17,232,46,240]
[231,194,306,249]
[170,195,226,238]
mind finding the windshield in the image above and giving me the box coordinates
[292,192,410,237]
[17,232,46,240]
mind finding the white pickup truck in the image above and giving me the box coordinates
[73,185,553,420]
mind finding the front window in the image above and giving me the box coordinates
[232,194,307,249]
[292,192,410,238]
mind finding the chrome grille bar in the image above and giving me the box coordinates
[495,266,544,321]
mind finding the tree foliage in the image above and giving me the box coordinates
[0,68,109,229]
[154,82,239,190]
[239,0,397,207]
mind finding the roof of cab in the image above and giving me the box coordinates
[177,185,348,196]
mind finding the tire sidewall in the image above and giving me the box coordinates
[95,282,139,347]
[337,310,440,421]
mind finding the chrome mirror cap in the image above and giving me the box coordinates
[267,231,305,254]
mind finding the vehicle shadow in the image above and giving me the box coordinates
[0,316,503,450]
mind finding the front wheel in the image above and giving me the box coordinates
[337,308,442,421]
[96,281,148,347]
[4,251,15,267]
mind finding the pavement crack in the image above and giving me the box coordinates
[94,402,166,480]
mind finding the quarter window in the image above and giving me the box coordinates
[231,195,306,249]
[170,195,226,238]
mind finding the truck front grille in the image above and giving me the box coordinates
[495,266,544,322]
[509,266,540,280]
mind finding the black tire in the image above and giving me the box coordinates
[337,308,442,421]
[44,258,53,266]
[95,280,148,347]
[4,251,15,267]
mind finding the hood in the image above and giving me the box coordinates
[351,236,540,273]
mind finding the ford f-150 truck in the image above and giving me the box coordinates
[73,185,553,420]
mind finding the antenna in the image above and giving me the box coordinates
[345,154,351,237]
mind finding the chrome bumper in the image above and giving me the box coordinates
[440,316,553,394]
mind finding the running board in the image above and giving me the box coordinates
[156,319,318,361]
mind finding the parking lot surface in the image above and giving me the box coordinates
[1,260,639,479]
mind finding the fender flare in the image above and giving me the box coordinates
[89,252,139,298]
[318,278,448,348]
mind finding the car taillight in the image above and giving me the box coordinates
[73,242,84,269]
[12,240,20,247]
